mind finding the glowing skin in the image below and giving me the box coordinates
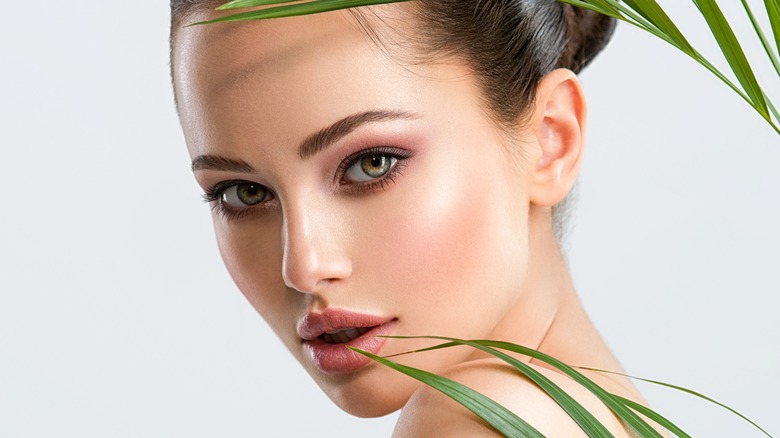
[173,7,651,436]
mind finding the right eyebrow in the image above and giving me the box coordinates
[191,155,256,173]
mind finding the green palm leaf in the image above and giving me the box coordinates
[350,347,546,437]
[695,0,769,117]
[613,395,692,438]
[388,339,617,437]
[578,366,773,438]
[218,0,301,10]
[192,0,409,24]
[371,336,773,437]
[766,0,780,58]
[556,0,780,133]
[381,337,663,437]
[621,0,696,55]
[741,0,780,76]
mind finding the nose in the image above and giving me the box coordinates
[281,203,352,294]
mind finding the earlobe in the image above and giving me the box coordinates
[528,69,587,207]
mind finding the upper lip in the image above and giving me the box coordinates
[297,309,394,341]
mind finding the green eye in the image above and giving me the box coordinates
[221,183,271,207]
[346,154,398,182]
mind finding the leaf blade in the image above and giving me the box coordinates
[741,0,780,77]
[194,0,410,24]
[385,336,664,438]
[578,366,774,438]
[430,339,616,438]
[612,395,692,438]
[696,0,769,117]
[349,347,545,438]
[217,0,303,10]
[620,0,696,55]
[767,0,780,60]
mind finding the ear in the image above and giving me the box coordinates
[527,69,587,207]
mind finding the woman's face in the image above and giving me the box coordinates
[174,9,537,417]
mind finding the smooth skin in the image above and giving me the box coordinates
[173,6,657,437]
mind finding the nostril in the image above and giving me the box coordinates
[281,211,352,294]
[282,252,352,294]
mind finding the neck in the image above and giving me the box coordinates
[477,206,625,373]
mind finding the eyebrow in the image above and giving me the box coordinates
[191,155,255,173]
[298,110,419,159]
[191,109,418,172]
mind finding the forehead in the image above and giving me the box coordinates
[171,7,417,109]
[171,7,494,162]
[173,10,362,98]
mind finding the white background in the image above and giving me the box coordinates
[1,1,777,436]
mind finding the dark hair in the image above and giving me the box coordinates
[170,0,615,240]
[407,1,615,126]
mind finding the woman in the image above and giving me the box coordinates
[170,1,655,436]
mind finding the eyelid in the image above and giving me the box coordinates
[335,146,412,183]
[202,179,250,203]
[333,146,413,197]
[202,179,275,220]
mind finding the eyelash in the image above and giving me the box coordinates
[202,146,412,220]
[336,146,411,194]
[202,179,265,221]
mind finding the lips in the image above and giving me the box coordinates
[298,309,397,375]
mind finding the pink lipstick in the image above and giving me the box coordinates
[298,309,397,375]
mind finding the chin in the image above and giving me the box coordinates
[314,364,421,418]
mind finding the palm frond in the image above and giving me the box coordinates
[557,0,780,133]
[361,336,773,437]
[577,366,773,438]
[191,0,409,24]
[350,347,546,437]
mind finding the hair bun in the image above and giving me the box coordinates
[559,5,617,73]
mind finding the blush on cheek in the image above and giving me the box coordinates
[367,156,529,317]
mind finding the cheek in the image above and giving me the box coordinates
[213,217,294,332]
[354,149,530,331]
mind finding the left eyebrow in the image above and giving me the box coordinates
[191,154,256,173]
[298,110,419,160]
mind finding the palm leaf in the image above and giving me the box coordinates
[578,366,774,437]
[621,0,696,55]
[376,336,773,437]
[349,347,545,437]
[614,395,692,438]
[216,0,310,11]
[389,339,617,437]
[558,0,780,133]
[217,0,301,10]
[192,0,409,25]
[383,337,664,437]
[741,0,780,76]
[766,0,780,58]
[695,0,769,117]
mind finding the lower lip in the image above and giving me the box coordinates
[302,320,398,375]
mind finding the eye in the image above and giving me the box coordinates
[344,154,399,183]
[219,182,272,208]
[202,180,275,221]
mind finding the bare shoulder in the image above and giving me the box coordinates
[393,358,635,438]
